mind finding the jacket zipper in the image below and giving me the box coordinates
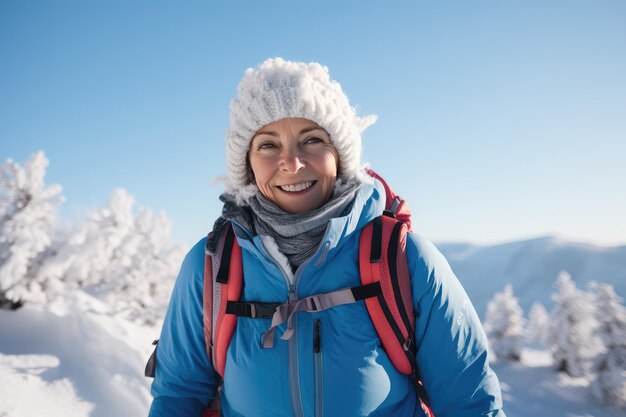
[259,240,305,417]
[289,227,330,417]
[313,318,324,417]
[288,284,303,417]
[259,226,331,417]
[287,255,317,417]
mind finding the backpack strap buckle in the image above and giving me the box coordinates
[402,336,416,356]
[304,287,356,313]
[260,285,373,348]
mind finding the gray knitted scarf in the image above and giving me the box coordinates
[208,180,360,271]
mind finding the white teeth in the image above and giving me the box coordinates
[279,181,314,192]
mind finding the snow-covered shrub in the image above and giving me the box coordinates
[66,188,135,287]
[549,271,603,377]
[589,283,626,409]
[37,188,184,324]
[527,302,550,346]
[91,206,185,325]
[33,187,135,298]
[0,151,64,308]
[484,284,525,361]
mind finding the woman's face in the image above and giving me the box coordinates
[248,118,339,213]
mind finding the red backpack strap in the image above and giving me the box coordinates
[365,168,413,232]
[203,223,244,378]
[359,215,433,414]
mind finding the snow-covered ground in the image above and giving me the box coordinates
[0,291,157,417]
[0,290,624,417]
[494,347,625,417]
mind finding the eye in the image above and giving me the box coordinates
[257,141,278,151]
[303,136,324,145]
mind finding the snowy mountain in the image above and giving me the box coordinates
[437,236,626,317]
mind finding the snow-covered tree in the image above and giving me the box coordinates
[549,271,603,377]
[0,151,64,308]
[527,302,550,346]
[484,284,526,361]
[589,283,626,409]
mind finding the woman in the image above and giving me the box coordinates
[148,58,506,417]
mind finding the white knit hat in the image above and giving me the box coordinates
[225,57,377,204]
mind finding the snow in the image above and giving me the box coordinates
[1,288,625,416]
[0,291,158,417]
[484,284,525,361]
[494,347,626,417]
[0,354,93,417]
[0,151,64,307]
[549,272,604,378]
[527,302,550,345]
[589,283,626,408]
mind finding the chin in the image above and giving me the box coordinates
[279,200,322,214]
[282,205,313,214]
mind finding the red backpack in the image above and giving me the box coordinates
[147,170,433,417]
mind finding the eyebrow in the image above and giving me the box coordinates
[253,125,328,139]
[299,126,327,135]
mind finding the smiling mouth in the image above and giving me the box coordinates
[278,181,315,192]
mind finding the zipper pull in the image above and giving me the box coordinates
[313,319,321,353]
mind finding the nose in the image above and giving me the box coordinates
[279,147,305,173]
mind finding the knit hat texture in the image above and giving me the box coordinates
[225,57,377,204]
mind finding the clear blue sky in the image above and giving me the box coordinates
[2,1,625,247]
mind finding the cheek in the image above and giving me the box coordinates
[250,161,275,199]
[249,156,269,184]
[325,146,340,174]
[322,150,339,178]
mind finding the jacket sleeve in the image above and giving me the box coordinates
[407,233,506,417]
[148,238,220,417]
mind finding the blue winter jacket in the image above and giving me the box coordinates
[148,181,506,417]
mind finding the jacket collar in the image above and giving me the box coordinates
[232,179,385,268]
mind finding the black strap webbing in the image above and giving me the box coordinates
[351,281,382,300]
[226,283,382,319]
[226,301,281,319]
[410,373,432,408]
[387,221,416,357]
[144,339,158,378]
[370,216,383,263]
[216,225,235,284]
